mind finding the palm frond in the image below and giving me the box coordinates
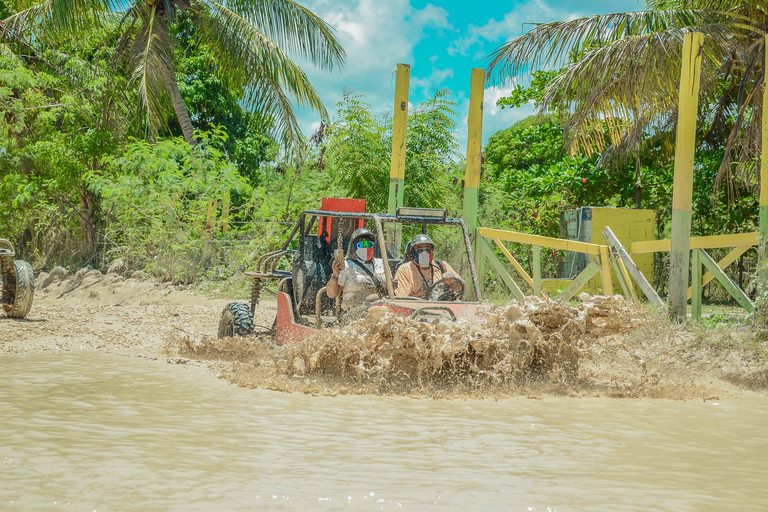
[2,0,123,42]
[129,2,175,139]
[215,0,345,71]
[194,4,328,143]
[485,10,730,82]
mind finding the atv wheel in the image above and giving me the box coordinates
[217,302,254,338]
[4,260,35,318]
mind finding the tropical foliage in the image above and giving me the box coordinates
[486,0,767,196]
[2,0,345,146]
[324,89,461,212]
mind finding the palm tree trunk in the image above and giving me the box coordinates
[164,74,196,145]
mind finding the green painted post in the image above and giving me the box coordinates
[760,44,768,272]
[387,63,410,256]
[478,238,524,300]
[698,249,755,312]
[691,249,702,318]
[463,68,484,300]
[668,32,704,319]
[558,260,602,302]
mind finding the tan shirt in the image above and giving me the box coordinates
[394,261,458,298]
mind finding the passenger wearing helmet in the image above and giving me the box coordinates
[394,234,464,299]
[326,228,386,310]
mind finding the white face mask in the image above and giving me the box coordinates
[417,251,431,268]
[356,247,371,262]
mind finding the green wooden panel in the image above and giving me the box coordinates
[697,249,754,312]
[478,238,524,300]
[558,260,601,302]
[691,249,702,318]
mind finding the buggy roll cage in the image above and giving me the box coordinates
[246,210,482,309]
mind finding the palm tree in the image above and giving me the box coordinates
[485,0,766,194]
[2,0,345,147]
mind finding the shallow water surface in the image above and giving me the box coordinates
[1,353,766,511]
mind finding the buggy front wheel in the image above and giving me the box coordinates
[217,302,254,338]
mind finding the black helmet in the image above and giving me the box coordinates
[351,228,375,245]
[409,233,434,250]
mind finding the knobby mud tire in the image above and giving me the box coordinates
[4,260,34,318]
[217,302,254,338]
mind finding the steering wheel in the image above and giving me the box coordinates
[425,277,465,302]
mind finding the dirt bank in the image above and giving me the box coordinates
[2,268,767,400]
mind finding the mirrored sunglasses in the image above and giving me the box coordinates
[357,240,374,249]
[414,247,432,254]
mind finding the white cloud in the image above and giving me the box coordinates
[295,0,452,129]
[292,0,648,145]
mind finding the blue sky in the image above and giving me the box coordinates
[296,0,645,150]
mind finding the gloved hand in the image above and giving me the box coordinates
[332,252,345,278]
[332,259,345,278]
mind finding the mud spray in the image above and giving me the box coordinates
[183,294,749,398]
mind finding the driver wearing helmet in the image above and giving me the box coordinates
[326,228,386,310]
[394,233,463,299]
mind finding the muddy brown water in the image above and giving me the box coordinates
[2,352,767,511]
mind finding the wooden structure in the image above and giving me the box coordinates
[386,63,410,257]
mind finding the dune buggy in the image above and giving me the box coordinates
[218,199,487,344]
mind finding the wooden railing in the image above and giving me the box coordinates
[632,232,758,316]
[475,227,614,301]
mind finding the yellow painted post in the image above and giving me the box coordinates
[205,199,217,232]
[599,245,613,296]
[463,69,484,233]
[387,63,410,257]
[668,32,704,319]
[464,69,485,300]
[532,245,541,296]
[221,190,230,235]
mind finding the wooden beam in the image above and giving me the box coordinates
[668,32,704,318]
[696,249,754,312]
[631,232,758,254]
[602,226,665,309]
[691,249,702,318]
[463,69,484,233]
[478,227,604,255]
[532,245,541,296]
[615,256,640,305]
[478,237,524,300]
[686,245,752,299]
[221,190,230,235]
[612,256,633,301]
[205,199,217,232]
[492,238,534,289]
[558,260,601,302]
[387,63,410,256]
[761,42,768,247]
[599,245,613,296]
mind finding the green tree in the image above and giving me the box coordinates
[3,0,345,146]
[485,0,767,193]
[324,89,460,212]
[93,126,251,282]
[0,43,133,260]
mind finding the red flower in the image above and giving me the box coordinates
[581,178,587,183]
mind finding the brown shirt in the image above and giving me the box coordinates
[394,260,458,298]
